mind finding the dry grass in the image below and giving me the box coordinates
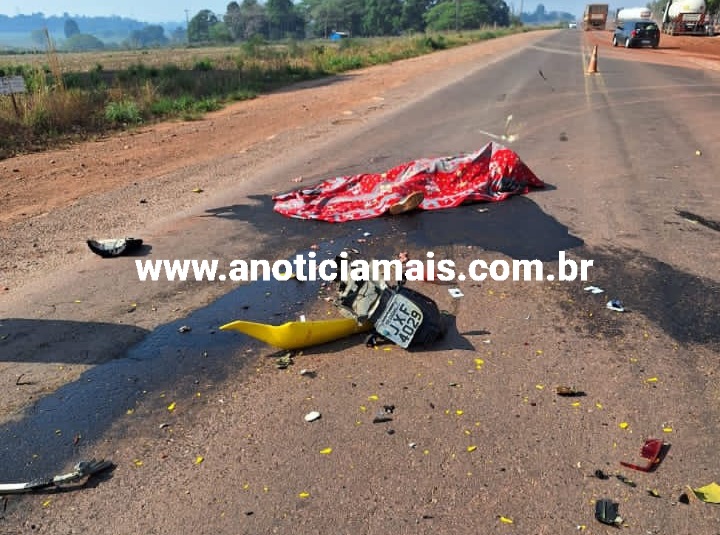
[0,27,539,159]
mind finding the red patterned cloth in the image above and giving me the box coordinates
[273,142,544,222]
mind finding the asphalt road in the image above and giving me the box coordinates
[2,30,720,534]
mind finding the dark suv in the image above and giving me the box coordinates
[613,19,660,48]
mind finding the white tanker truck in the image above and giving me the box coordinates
[661,0,713,35]
[615,6,653,23]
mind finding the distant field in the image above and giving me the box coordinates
[0,45,252,72]
[0,27,542,160]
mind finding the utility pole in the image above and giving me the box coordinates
[456,0,460,31]
[185,9,190,44]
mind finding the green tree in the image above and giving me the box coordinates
[424,0,508,31]
[363,0,402,35]
[128,25,168,48]
[209,21,233,42]
[707,0,720,16]
[238,0,268,39]
[63,33,105,51]
[170,27,187,43]
[188,9,219,42]
[64,18,80,38]
[400,0,429,32]
[266,0,295,38]
[298,0,370,37]
[224,1,244,39]
[30,28,47,48]
[487,0,510,26]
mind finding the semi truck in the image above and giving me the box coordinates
[662,0,713,35]
[583,4,609,30]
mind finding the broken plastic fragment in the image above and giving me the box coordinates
[298,491,310,498]
[692,482,720,503]
[133,459,143,467]
[595,499,621,525]
[499,516,513,524]
[618,421,629,429]
[192,187,203,193]
[86,238,143,258]
[449,288,464,298]
[373,412,392,424]
[167,402,176,412]
[584,286,604,294]
[616,474,636,487]
[594,469,610,480]
[276,353,294,369]
[620,438,665,472]
[319,447,333,455]
[368,395,379,401]
[194,456,204,465]
[304,411,321,422]
[606,300,625,312]
[467,445,477,452]
[663,426,673,433]
[556,385,585,397]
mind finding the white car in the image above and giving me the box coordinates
[568,22,578,28]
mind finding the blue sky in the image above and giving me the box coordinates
[0,1,587,23]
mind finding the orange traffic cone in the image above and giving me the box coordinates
[587,45,598,74]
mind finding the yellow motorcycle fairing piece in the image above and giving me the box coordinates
[219,318,372,350]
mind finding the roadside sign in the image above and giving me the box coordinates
[0,75,27,95]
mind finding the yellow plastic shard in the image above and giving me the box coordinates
[692,482,720,503]
[499,516,513,524]
[219,318,371,350]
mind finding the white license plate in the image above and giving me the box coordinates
[641,39,650,44]
[375,294,424,348]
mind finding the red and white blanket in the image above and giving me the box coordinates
[273,142,545,222]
